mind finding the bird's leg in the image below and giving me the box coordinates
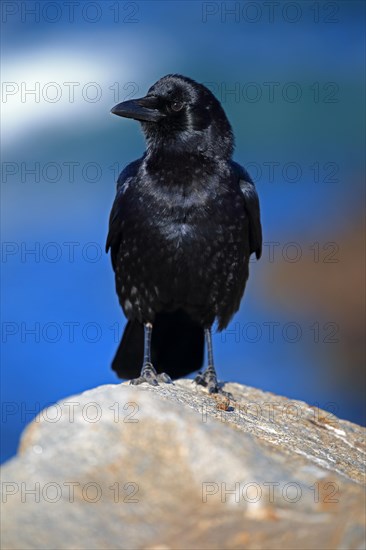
[130,322,172,386]
[195,328,217,392]
[194,328,232,398]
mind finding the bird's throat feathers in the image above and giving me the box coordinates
[142,147,231,187]
[143,118,234,161]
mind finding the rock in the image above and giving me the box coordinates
[1,380,365,550]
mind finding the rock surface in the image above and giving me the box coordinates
[1,379,365,549]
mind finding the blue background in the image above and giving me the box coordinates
[1,0,365,463]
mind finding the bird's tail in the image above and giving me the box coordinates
[111,310,204,380]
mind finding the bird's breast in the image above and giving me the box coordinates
[161,220,197,251]
[123,174,245,260]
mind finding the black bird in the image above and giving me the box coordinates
[106,74,262,393]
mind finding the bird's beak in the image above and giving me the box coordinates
[110,96,165,122]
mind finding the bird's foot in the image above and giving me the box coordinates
[130,363,172,387]
[193,366,233,400]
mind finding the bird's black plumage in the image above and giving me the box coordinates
[106,74,262,390]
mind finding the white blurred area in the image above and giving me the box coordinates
[1,40,146,150]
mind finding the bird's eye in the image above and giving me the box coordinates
[171,101,184,112]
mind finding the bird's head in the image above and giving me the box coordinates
[111,74,234,159]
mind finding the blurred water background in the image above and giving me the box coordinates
[1,0,365,463]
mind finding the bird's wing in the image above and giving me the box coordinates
[106,158,143,270]
[231,160,262,260]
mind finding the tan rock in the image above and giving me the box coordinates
[1,380,365,549]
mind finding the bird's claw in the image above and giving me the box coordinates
[130,363,172,387]
[194,368,233,400]
[157,372,173,384]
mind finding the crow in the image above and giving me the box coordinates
[106,74,262,394]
